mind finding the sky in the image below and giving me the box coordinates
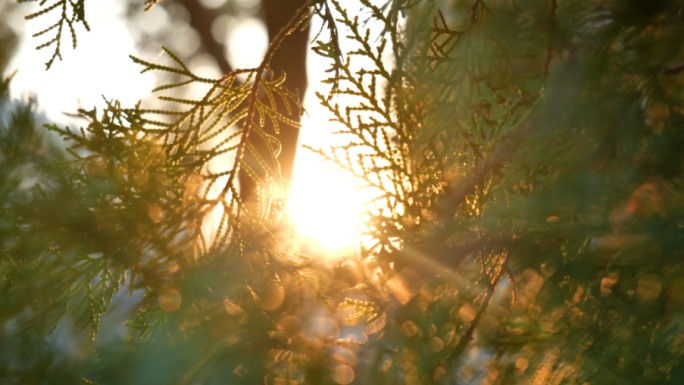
[6,1,156,121]
[5,0,378,251]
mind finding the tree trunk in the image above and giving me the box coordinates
[238,0,309,201]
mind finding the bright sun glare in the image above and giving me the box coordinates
[6,0,378,252]
[290,112,370,251]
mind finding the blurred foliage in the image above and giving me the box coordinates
[4,0,684,384]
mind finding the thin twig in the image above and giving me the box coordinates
[218,0,317,201]
[441,254,509,366]
[505,263,517,304]
[177,0,234,75]
[662,61,684,75]
[436,117,532,221]
[543,0,557,78]
[469,0,482,24]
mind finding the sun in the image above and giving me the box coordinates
[9,0,381,253]
[289,118,371,251]
[289,169,365,251]
[288,12,388,252]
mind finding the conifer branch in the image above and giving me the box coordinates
[543,0,557,78]
[22,0,90,70]
[217,0,318,201]
[441,253,509,366]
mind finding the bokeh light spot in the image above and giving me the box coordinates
[225,17,268,70]
[159,289,181,312]
[331,364,354,384]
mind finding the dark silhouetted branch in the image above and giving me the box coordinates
[177,0,233,75]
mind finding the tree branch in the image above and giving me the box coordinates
[219,0,316,200]
[441,255,508,366]
[543,0,557,78]
[176,0,233,75]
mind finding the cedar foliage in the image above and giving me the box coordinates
[20,0,89,69]
[3,0,684,384]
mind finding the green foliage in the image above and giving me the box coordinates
[306,0,684,383]
[5,0,684,384]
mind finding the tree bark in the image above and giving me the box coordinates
[238,0,309,201]
[176,0,233,75]
[175,0,309,201]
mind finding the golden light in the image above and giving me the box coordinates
[6,1,155,125]
[289,115,371,251]
[288,9,389,252]
[8,0,381,253]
